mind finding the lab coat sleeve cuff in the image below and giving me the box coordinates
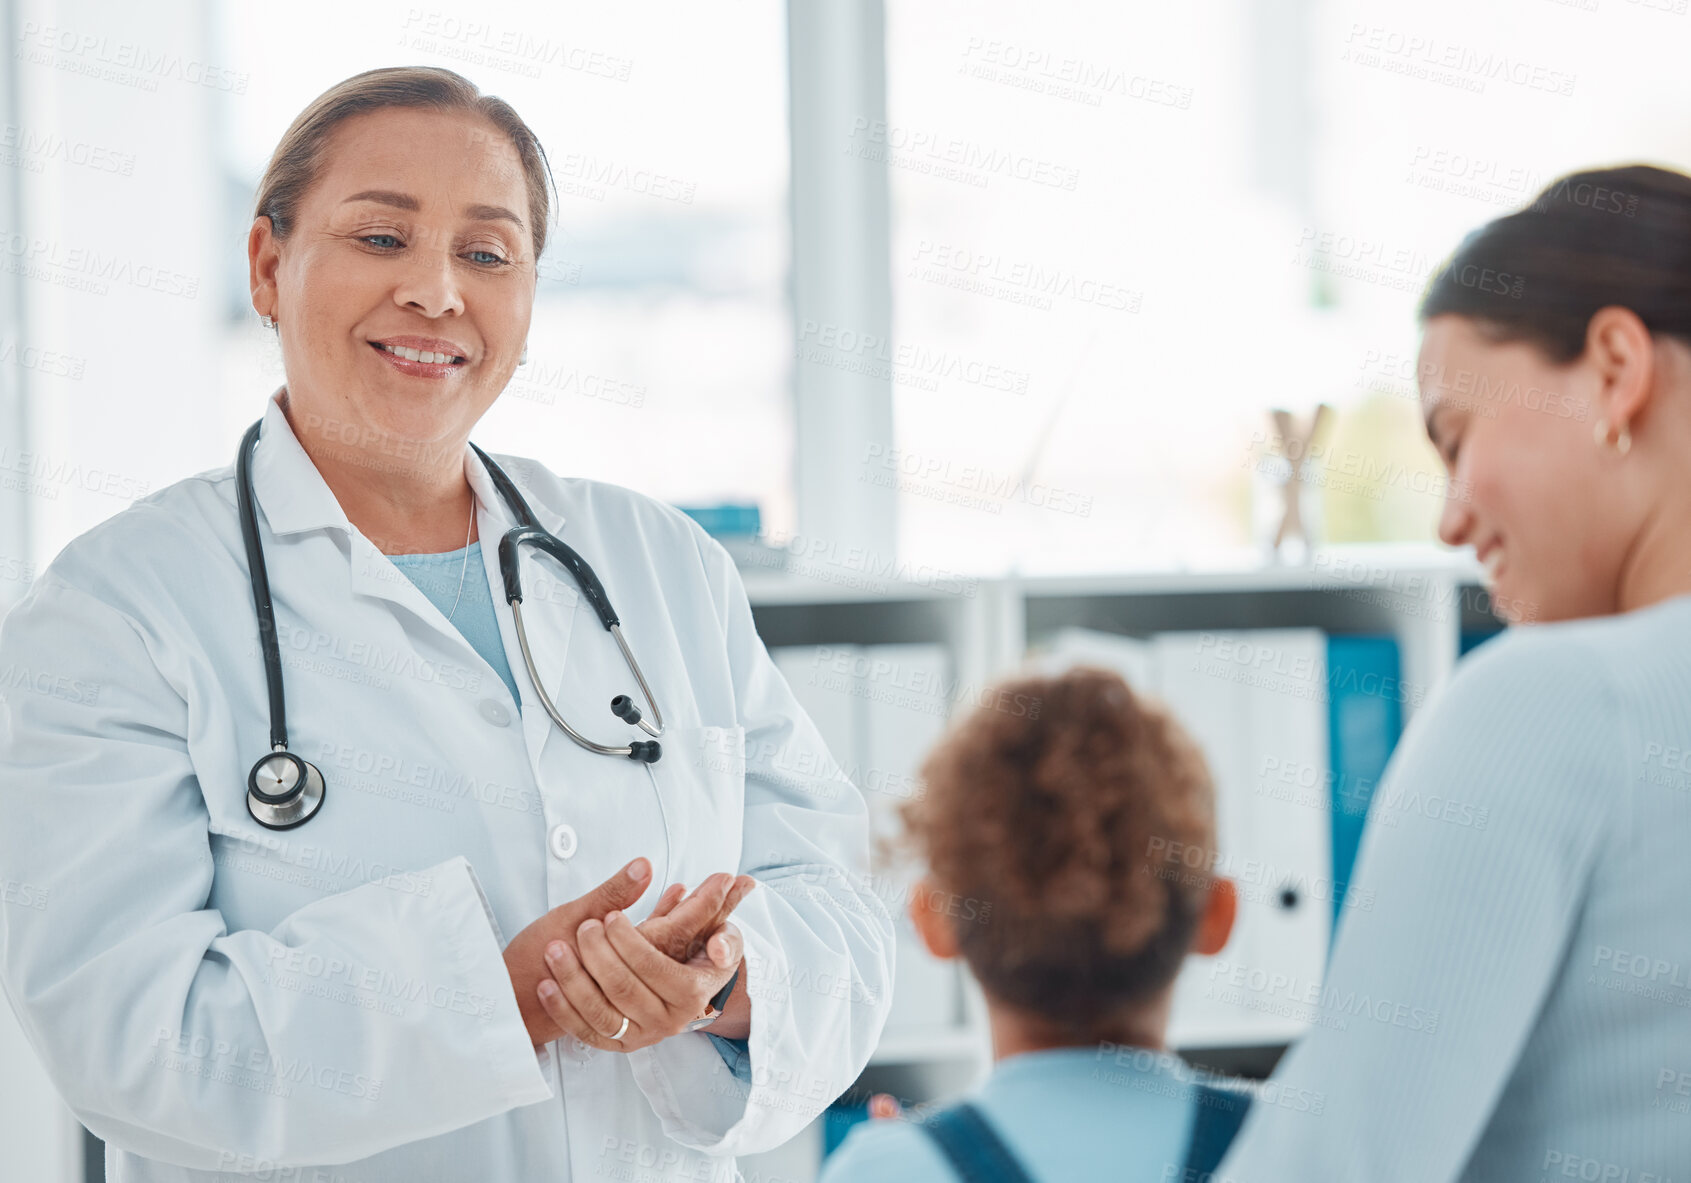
[625,889,844,1157]
[453,857,557,1106]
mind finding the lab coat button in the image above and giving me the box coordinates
[548,822,578,860]
[479,699,511,727]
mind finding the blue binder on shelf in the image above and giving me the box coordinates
[676,503,761,539]
[1326,636,1404,937]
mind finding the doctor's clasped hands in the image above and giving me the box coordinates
[503,856,757,1050]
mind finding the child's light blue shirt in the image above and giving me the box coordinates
[821,1046,1202,1183]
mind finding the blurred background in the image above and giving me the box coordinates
[2,0,1689,1180]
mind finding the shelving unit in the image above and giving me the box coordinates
[739,545,1499,1173]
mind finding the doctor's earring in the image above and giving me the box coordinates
[1594,417,1632,456]
[518,342,529,366]
[260,313,277,330]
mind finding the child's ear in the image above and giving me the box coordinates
[907,875,960,960]
[1192,877,1237,957]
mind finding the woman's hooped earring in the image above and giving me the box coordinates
[1594,417,1633,456]
[518,342,529,366]
[260,314,277,330]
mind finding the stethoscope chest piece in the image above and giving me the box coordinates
[247,749,327,831]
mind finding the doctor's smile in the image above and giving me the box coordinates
[369,336,472,373]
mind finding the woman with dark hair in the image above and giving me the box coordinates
[1219,165,1691,1179]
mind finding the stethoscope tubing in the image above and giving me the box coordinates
[236,420,292,755]
[511,608,663,754]
[236,417,665,830]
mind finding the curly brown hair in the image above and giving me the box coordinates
[898,665,1218,1037]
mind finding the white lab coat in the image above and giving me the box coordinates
[0,392,895,1182]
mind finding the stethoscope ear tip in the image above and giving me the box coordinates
[610,694,642,726]
[627,741,661,764]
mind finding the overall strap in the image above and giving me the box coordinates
[918,1102,1039,1183]
[1181,1083,1253,1179]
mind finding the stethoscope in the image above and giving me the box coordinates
[235,418,665,831]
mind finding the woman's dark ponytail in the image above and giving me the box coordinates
[1419,165,1691,363]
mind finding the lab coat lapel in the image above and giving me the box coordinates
[249,391,462,627]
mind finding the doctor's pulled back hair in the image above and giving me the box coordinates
[1419,164,1691,362]
[899,667,1218,1037]
[253,66,558,261]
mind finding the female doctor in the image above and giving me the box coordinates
[0,66,893,1182]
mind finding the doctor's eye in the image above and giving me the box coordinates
[464,248,510,268]
[359,233,403,251]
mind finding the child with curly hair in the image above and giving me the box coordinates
[821,665,1244,1183]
